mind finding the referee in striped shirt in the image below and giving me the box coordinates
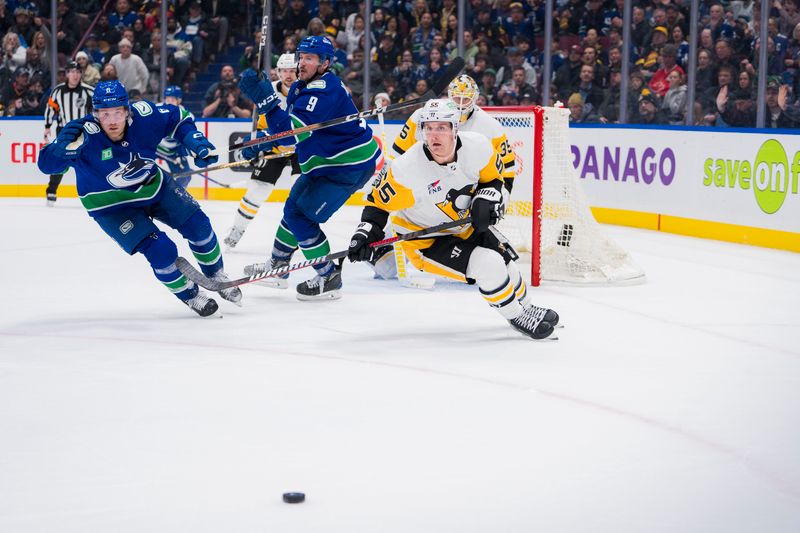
[43,60,94,206]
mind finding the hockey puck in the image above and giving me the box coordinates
[283,492,305,504]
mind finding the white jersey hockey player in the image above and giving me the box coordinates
[224,53,301,249]
[348,99,559,340]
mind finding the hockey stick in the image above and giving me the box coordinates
[176,216,473,291]
[251,0,270,132]
[228,56,466,153]
[171,150,295,182]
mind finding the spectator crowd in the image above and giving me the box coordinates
[1,0,800,128]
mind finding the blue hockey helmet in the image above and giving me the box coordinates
[93,80,129,109]
[164,85,183,100]
[296,35,335,64]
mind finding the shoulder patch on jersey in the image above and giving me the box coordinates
[307,80,326,90]
[83,121,101,134]
[131,101,153,116]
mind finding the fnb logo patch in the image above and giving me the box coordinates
[427,180,442,195]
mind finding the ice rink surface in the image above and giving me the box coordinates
[1,197,798,533]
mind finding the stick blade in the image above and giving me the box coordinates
[176,257,227,291]
[431,56,466,96]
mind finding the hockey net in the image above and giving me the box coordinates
[486,106,645,286]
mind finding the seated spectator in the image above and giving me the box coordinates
[182,1,213,66]
[94,14,121,55]
[109,38,149,94]
[391,49,421,96]
[472,6,507,54]
[2,67,30,115]
[767,79,797,128]
[598,67,623,123]
[631,91,667,125]
[479,68,499,105]
[9,6,35,48]
[203,82,251,118]
[54,1,80,57]
[75,51,100,86]
[109,0,138,31]
[30,30,49,66]
[662,68,688,125]
[581,45,608,88]
[695,49,715,94]
[410,11,439,63]
[638,25,669,72]
[702,64,735,114]
[716,86,756,127]
[574,63,605,109]
[567,93,598,124]
[337,12,365,56]
[503,2,534,43]
[496,46,537,90]
[165,16,193,81]
[341,48,383,108]
[554,45,582,99]
[649,44,682,97]
[1,31,26,73]
[17,73,46,115]
[375,32,401,75]
[498,66,535,103]
[670,25,690,68]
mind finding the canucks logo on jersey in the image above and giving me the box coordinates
[106,153,158,188]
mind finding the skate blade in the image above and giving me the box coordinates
[400,277,436,290]
[296,289,342,302]
[255,278,289,289]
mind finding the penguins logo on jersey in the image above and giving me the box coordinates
[435,184,474,221]
[106,153,158,188]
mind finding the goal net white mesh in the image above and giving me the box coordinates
[487,106,645,286]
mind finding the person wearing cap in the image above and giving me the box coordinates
[632,91,667,125]
[42,60,95,205]
[109,37,149,94]
[648,44,682,97]
[638,25,669,71]
[502,2,534,43]
[495,46,536,91]
[567,92,598,123]
[765,78,796,128]
[1,66,29,115]
[472,5,509,52]
[9,6,35,49]
[75,51,101,86]
[598,67,623,123]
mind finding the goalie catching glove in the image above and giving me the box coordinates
[470,184,504,232]
[348,221,385,262]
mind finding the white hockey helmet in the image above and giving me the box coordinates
[415,98,460,143]
[447,74,479,116]
[276,53,298,70]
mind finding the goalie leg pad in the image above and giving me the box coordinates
[138,231,198,301]
[467,246,524,320]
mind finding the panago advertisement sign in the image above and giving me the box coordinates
[569,126,799,235]
[1,116,797,245]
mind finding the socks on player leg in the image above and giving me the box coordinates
[506,261,531,307]
[298,230,333,277]
[467,247,524,320]
[138,232,198,301]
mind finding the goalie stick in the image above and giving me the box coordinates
[228,57,466,154]
[176,217,473,291]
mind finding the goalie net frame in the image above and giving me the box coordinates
[484,105,645,287]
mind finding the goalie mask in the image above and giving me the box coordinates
[447,74,479,119]
[416,99,460,145]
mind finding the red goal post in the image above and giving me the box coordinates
[483,105,645,286]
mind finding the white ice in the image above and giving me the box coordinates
[1,198,798,533]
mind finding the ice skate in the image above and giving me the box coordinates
[211,271,243,306]
[46,193,56,206]
[245,257,290,289]
[183,290,220,317]
[529,304,560,327]
[223,226,244,249]
[509,306,556,340]
[296,263,342,301]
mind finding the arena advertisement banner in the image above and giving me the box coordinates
[569,126,800,235]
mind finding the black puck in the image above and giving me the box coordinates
[283,492,305,504]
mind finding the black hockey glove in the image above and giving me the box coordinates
[348,221,385,262]
[470,186,503,233]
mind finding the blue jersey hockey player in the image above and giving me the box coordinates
[156,85,193,188]
[37,80,241,317]
[238,35,381,300]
